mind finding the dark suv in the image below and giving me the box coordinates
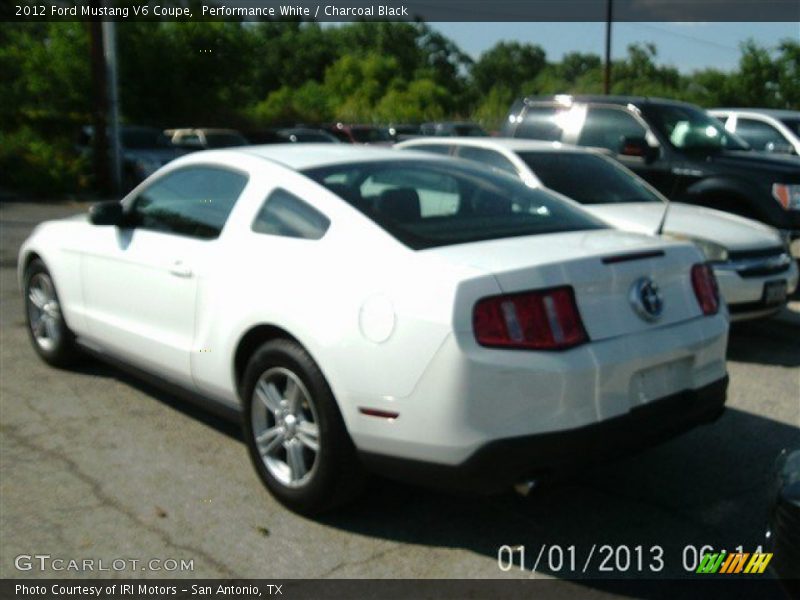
[78,125,181,191]
[502,96,800,255]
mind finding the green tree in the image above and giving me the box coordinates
[472,86,516,132]
[774,39,800,108]
[734,40,781,107]
[0,23,90,192]
[471,42,547,97]
[117,22,256,126]
[611,43,682,97]
[374,79,449,122]
[0,22,90,127]
[324,52,402,120]
[557,52,602,84]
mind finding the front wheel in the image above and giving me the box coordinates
[241,339,364,514]
[24,258,79,367]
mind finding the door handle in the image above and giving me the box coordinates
[169,260,193,278]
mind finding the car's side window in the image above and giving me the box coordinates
[129,166,248,239]
[735,118,788,151]
[252,188,330,240]
[456,146,518,176]
[577,107,647,153]
[516,106,565,141]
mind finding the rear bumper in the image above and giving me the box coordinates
[360,376,728,493]
[349,313,728,466]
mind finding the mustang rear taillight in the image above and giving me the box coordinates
[691,263,720,316]
[473,286,588,350]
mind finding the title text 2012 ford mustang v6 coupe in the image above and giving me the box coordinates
[19,145,729,513]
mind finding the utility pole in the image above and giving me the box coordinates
[604,0,613,95]
[102,20,122,195]
[88,18,110,195]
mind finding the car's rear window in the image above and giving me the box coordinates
[519,152,664,205]
[780,118,800,136]
[350,128,393,143]
[302,159,606,250]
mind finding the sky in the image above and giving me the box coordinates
[432,22,800,72]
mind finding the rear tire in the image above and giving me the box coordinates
[23,258,80,367]
[241,338,365,514]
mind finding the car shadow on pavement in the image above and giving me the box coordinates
[728,307,800,367]
[68,359,243,441]
[59,347,796,596]
[319,407,798,593]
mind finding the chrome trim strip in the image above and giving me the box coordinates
[713,252,792,273]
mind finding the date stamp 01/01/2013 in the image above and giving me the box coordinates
[497,544,773,576]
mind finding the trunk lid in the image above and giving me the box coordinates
[423,229,707,342]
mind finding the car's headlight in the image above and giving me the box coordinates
[772,183,800,211]
[663,233,729,263]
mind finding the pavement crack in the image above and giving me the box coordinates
[1,422,239,577]
[317,545,398,578]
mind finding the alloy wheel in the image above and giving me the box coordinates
[27,273,62,352]
[251,367,321,488]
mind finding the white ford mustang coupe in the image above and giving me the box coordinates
[19,145,729,513]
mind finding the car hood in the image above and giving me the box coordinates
[708,150,800,180]
[585,202,783,252]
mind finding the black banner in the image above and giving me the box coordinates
[1,578,793,600]
[3,0,800,22]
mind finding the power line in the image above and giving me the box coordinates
[625,23,740,53]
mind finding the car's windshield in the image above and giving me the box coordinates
[644,104,749,151]
[780,118,800,137]
[518,152,665,205]
[303,159,606,250]
[350,128,393,143]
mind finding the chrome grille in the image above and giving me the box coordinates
[718,246,792,278]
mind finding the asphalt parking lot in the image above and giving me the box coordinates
[1,200,798,590]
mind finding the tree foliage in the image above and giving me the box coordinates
[1,20,798,193]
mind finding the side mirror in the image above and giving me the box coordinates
[89,201,125,226]
[620,136,659,164]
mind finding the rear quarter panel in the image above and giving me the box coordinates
[187,160,499,436]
